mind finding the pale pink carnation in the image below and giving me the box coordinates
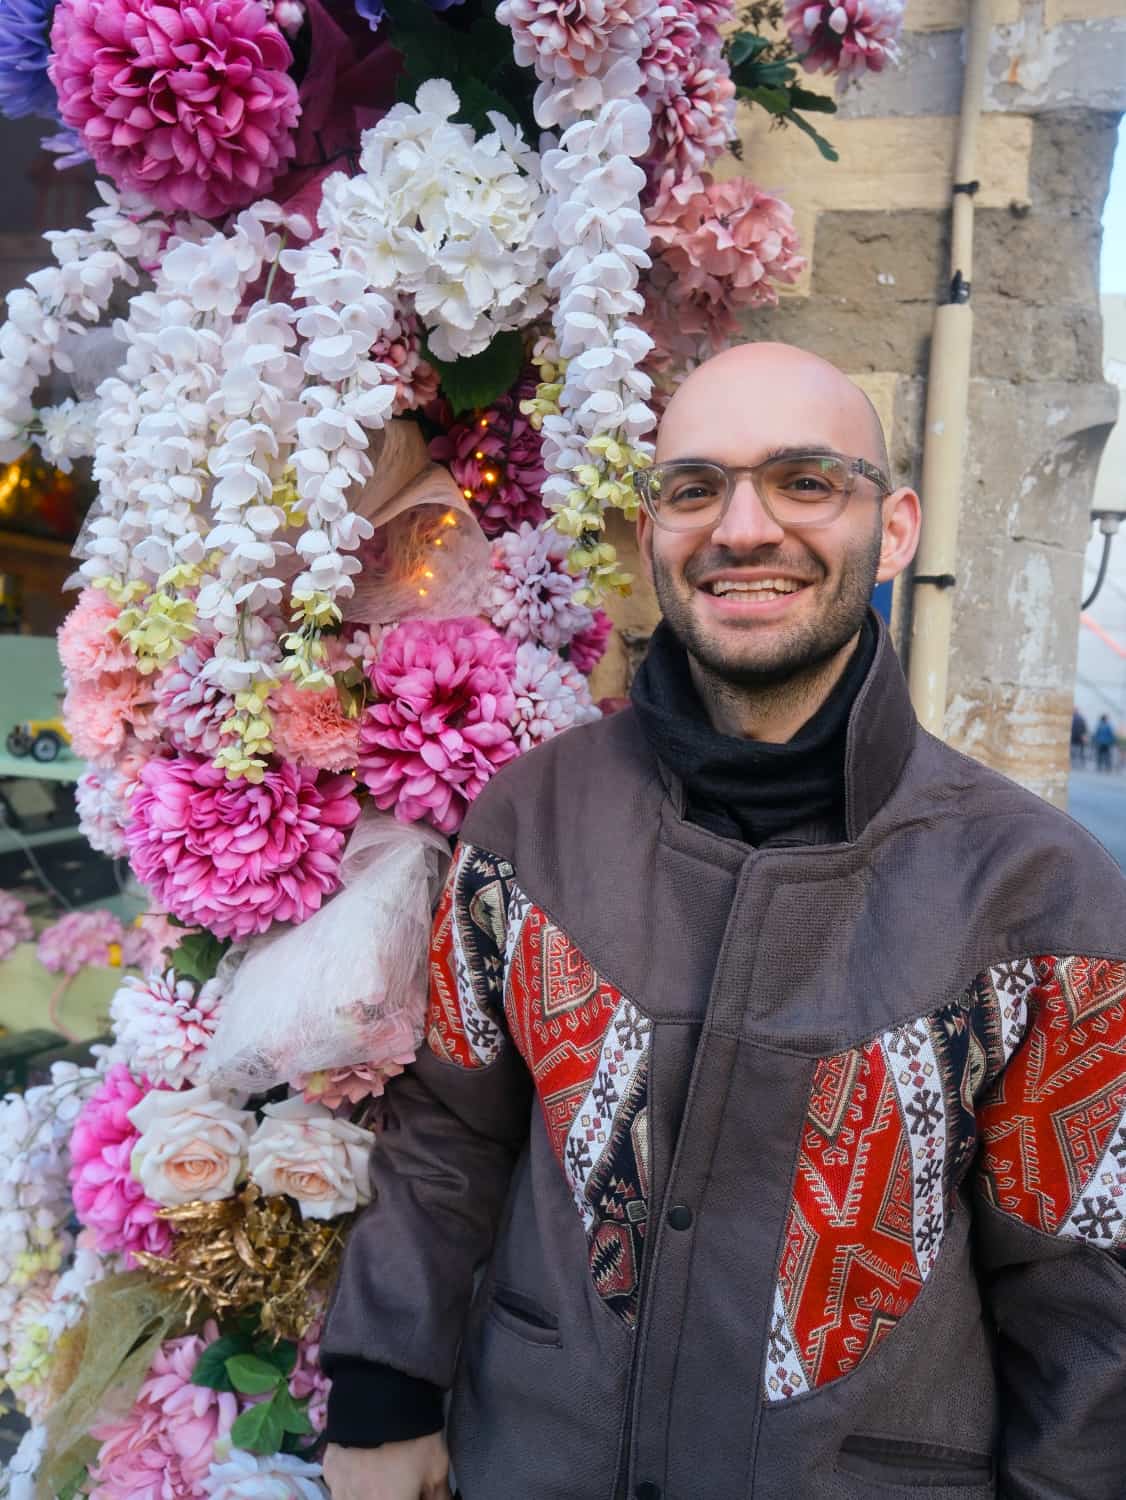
[569,609,613,675]
[37,908,125,976]
[126,754,361,941]
[49,0,301,220]
[497,0,652,82]
[298,1012,420,1109]
[786,0,903,76]
[69,1064,174,1264]
[510,643,601,752]
[0,890,34,961]
[154,639,234,759]
[359,618,518,835]
[648,62,735,177]
[485,522,594,651]
[430,378,548,539]
[64,667,160,765]
[110,969,223,1089]
[269,678,361,773]
[57,588,135,680]
[343,625,385,675]
[121,909,190,972]
[88,1320,237,1500]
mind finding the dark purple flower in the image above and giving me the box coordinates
[0,0,58,120]
[355,0,465,30]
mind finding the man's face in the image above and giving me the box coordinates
[638,357,903,687]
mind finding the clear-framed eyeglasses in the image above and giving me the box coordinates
[634,452,893,533]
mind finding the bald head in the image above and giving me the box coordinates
[657,342,890,479]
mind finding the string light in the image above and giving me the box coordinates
[482,470,497,485]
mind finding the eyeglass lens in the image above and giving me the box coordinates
[644,457,852,531]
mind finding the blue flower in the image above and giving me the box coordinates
[0,0,57,121]
[355,0,466,31]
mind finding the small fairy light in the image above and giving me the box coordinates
[474,449,485,460]
[462,488,473,499]
[442,512,457,526]
[482,469,498,485]
[479,417,489,429]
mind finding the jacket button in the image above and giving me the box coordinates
[667,1204,693,1231]
[635,1486,661,1500]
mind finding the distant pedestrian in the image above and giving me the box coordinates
[1093,713,1116,772]
[1071,707,1089,767]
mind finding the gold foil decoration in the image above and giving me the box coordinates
[132,1185,347,1341]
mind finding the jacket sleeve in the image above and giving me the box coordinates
[321,841,533,1446]
[974,953,1126,1500]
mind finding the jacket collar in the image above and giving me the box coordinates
[841,610,918,840]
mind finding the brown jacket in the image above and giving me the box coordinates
[324,622,1126,1499]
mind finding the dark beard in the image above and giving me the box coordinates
[651,521,882,691]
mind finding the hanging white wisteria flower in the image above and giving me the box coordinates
[309,79,548,361]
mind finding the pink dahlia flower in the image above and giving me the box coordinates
[497,0,652,82]
[125,754,361,940]
[154,639,234,759]
[269,678,361,773]
[88,1320,237,1500]
[69,1064,174,1264]
[648,62,735,177]
[639,0,724,103]
[37,908,126,976]
[373,312,440,414]
[786,0,903,77]
[57,588,135,680]
[110,969,223,1089]
[64,668,160,765]
[0,890,34,961]
[359,618,518,835]
[49,0,301,220]
[300,1060,408,1108]
[510,642,600,753]
[430,378,548,539]
[485,522,594,651]
[569,609,613,676]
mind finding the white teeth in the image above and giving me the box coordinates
[709,578,802,596]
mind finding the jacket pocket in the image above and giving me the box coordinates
[488,1284,561,1348]
[837,1435,994,1488]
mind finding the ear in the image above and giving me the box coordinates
[637,507,656,588]
[876,487,921,584]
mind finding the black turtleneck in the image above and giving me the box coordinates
[629,614,877,846]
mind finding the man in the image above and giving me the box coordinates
[322,343,1126,1500]
[1071,706,1089,767]
[1094,713,1117,773]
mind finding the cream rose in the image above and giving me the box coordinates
[247,1096,374,1220]
[128,1084,255,1206]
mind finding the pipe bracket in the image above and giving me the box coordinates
[913,573,957,589]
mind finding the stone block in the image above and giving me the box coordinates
[739,296,936,374]
[1028,109,1122,217]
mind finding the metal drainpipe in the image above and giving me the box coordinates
[906,0,994,735]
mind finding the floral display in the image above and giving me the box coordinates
[0,0,907,1489]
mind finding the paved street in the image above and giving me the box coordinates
[1068,768,1126,869]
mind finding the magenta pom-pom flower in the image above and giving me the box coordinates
[69,1064,174,1264]
[785,0,903,77]
[359,618,518,835]
[125,754,361,940]
[48,0,301,219]
[569,609,613,676]
[429,379,548,539]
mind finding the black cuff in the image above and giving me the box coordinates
[322,1358,445,1447]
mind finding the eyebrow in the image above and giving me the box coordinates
[660,445,849,465]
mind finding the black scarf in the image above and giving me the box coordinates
[630,614,877,846]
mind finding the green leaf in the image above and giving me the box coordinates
[191,1335,251,1392]
[786,109,840,161]
[427,330,525,416]
[226,1353,285,1396]
[738,82,793,115]
[789,85,838,114]
[169,929,230,986]
[274,1389,316,1437]
[231,1397,286,1456]
[254,1339,298,1379]
[727,30,770,66]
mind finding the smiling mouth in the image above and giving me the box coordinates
[703,577,807,599]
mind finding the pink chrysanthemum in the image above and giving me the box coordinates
[359,618,518,835]
[510,643,600,752]
[69,1064,174,1264]
[64,668,160,765]
[430,379,548,539]
[75,767,131,859]
[785,0,903,76]
[269,678,361,773]
[639,0,720,103]
[373,312,440,414]
[648,62,735,177]
[154,639,234,759]
[110,969,223,1089]
[49,0,301,220]
[569,608,613,675]
[88,1320,237,1500]
[497,0,652,82]
[57,588,135,680]
[298,1011,419,1108]
[0,890,34,961]
[485,522,594,651]
[125,754,361,940]
[644,173,806,353]
[37,908,126,976]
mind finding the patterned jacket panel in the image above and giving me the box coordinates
[426,842,653,1327]
[766,953,1126,1403]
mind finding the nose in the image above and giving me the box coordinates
[708,472,786,551]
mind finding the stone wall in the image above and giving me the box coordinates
[591,0,1126,808]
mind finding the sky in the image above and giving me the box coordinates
[1104,118,1126,295]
